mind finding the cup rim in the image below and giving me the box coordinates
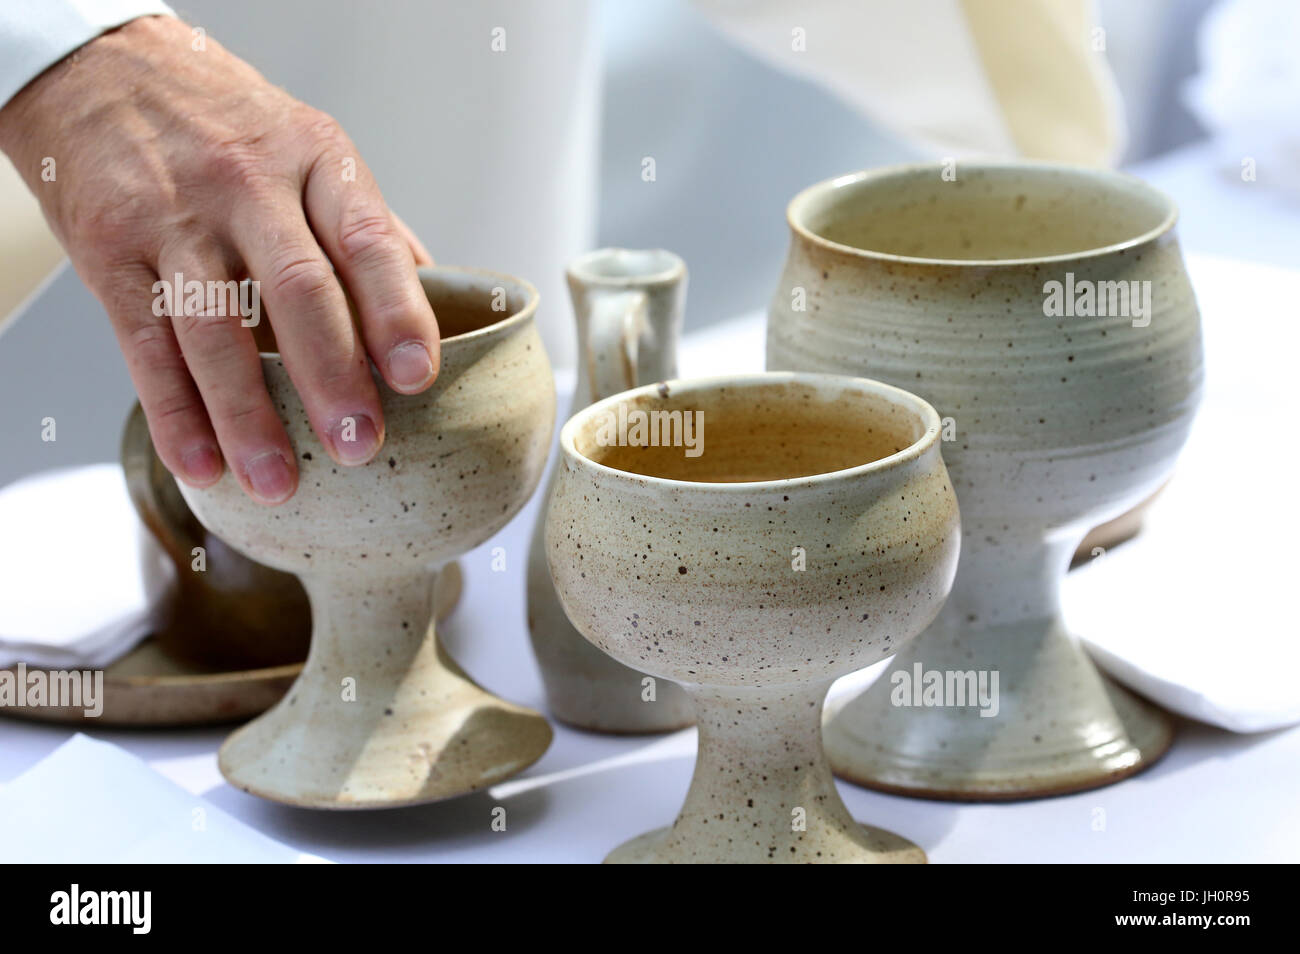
[786,160,1180,268]
[566,247,686,287]
[559,371,943,492]
[255,264,540,359]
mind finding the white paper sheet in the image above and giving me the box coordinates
[0,734,328,863]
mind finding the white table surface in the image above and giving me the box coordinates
[2,163,1298,862]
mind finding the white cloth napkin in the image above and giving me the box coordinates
[0,463,164,669]
[1065,422,1300,733]
[1063,255,1300,732]
[1066,440,1300,731]
[0,734,327,862]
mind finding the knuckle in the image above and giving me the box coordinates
[301,359,365,404]
[173,310,241,352]
[336,214,402,265]
[148,391,204,431]
[317,362,362,395]
[70,193,152,249]
[204,140,280,194]
[298,109,346,150]
[213,399,266,431]
[124,321,179,363]
[267,253,335,304]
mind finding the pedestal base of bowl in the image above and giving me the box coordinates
[825,663,1174,801]
[218,642,552,810]
[604,823,926,864]
[598,684,929,864]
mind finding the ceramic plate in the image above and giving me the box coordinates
[1,561,461,727]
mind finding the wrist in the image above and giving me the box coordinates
[0,15,178,173]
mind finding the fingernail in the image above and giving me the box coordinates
[180,445,222,485]
[330,413,380,464]
[387,341,435,392]
[245,450,294,503]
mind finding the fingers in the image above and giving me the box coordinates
[158,245,299,505]
[392,211,434,266]
[228,189,386,468]
[101,264,226,489]
[301,128,440,395]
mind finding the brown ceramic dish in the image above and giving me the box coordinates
[121,403,312,670]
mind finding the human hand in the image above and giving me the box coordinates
[0,15,439,504]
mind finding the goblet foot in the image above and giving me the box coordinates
[219,570,551,809]
[825,617,1175,800]
[220,643,552,809]
[600,685,927,863]
[604,823,925,865]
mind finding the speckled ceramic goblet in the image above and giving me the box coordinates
[546,373,959,863]
[179,266,555,808]
[768,162,1204,798]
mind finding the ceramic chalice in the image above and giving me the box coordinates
[527,248,693,733]
[546,372,959,862]
[768,162,1204,798]
[179,266,555,808]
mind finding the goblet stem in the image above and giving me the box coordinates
[824,522,1174,798]
[297,567,439,691]
[913,524,1119,708]
[607,683,924,862]
[218,564,552,808]
[940,522,1073,631]
[681,684,856,842]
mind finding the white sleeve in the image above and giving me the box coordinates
[0,0,175,108]
[692,0,1125,166]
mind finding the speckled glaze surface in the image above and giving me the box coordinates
[178,266,555,809]
[527,249,694,732]
[546,373,959,862]
[767,162,1203,799]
